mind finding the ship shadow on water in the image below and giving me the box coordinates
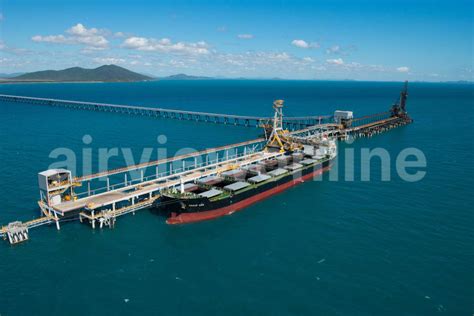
[149,199,169,217]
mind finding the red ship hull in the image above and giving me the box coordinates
[166,165,331,225]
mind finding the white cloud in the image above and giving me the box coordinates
[326,44,357,56]
[122,36,210,55]
[326,58,344,65]
[396,66,410,73]
[237,34,254,39]
[213,51,311,70]
[32,23,109,49]
[292,39,309,48]
[291,39,320,49]
[217,26,227,32]
[93,57,126,64]
[67,23,100,37]
[271,52,291,60]
[326,45,341,54]
[32,35,66,43]
[174,51,326,78]
[123,37,149,48]
[321,59,409,75]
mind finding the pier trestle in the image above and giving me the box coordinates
[3,222,29,244]
[78,196,160,229]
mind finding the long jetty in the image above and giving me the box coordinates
[0,94,331,130]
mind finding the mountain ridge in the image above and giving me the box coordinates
[10,65,152,82]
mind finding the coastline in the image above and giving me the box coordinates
[0,79,154,84]
[0,78,471,85]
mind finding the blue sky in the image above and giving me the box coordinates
[0,0,472,81]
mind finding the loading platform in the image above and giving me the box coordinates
[0,82,412,244]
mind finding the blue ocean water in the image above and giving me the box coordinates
[0,80,472,315]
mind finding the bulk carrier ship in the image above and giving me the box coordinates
[156,100,337,224]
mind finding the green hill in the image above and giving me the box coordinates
[12,65,152,82]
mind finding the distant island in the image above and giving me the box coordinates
[159,73,212,80]
[1,65,152,83]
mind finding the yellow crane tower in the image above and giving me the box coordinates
[263,100,302,152]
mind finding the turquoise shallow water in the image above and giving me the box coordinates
[0,80,472,315]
